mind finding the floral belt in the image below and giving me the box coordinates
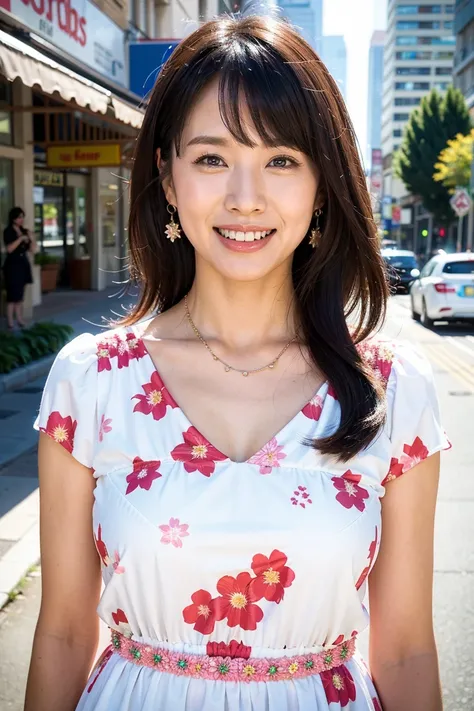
[110,630,356,683]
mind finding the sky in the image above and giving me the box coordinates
[323,0,388,167]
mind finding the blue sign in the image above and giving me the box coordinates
[129,40,180,99]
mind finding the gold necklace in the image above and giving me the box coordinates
[184,294,297,377]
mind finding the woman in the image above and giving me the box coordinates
[2,206,34,329]
[26,16,450,711]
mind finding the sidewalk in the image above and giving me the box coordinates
[0,286,137,608]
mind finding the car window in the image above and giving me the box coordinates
[420,259,436,278]
[383,254,418,268]
[442,261,474,274]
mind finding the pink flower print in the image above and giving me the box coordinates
[171,427,228,476]
[331,470,369,512]
[159,517,190,548]
[112,550,125,574]
[40,411,77,455]
[98,415,112,443]
[302,394,324,421]
[132,370,178,421]
[126,457,162,495]
[399,436,429,471]
[290,485,313,508]
[248,437,287,474]
[126,332,147,360]
[355,527,379,591]
[111,608,132,637]
[373,698,383,711]
[97,342,113,372]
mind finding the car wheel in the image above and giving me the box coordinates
[421,298,434,329]
[411,296,421,322]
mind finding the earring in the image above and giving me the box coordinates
[309,208,323,249]
[165,204,181,242]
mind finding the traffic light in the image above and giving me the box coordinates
[421,229,428,237]
[439,227,446,238]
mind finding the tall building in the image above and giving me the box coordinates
[453,0,474,117]
[277,0,323,54]
[381,1,455,221]
[367,31,386,164]
[321,36,347,99]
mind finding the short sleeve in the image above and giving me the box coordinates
[34,333,98,468]
[3,226,16,247]
[383,341,451,485]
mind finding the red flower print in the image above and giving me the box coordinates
[382,437,430,484]
[159,517,190,548]
[40,411,76,455]
[87,646,113,693]
[126,332,147,360]
[321,664,356,707]
[356,526,379,591]
[111,608,132,637]
[302,394,324,421]
[182,589,218,635]
[248,437,286,474]
[331,470,369,512]
[132,370,178,421]
[249,550,295,603]
[332,634,344,646]
[97,342,113,372]
[171,427,227,476]
[94,524,110,567]
[382,457,404,485]
[214,572,264,631]
[290,485,313,508]
[98,414,112,443]
[357,340,394,386]
[327,383,338,400]
[373,699,383,711]
[125,457,161,495]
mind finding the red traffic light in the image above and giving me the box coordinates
[439,228,446,238]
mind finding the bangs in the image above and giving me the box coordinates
[169,35,321,159]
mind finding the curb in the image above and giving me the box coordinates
[0,354,55,395]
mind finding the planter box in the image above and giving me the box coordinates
[40,263,60,293]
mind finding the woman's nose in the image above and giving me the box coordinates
[224,168,266,215]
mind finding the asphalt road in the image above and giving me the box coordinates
[0,295,473,710]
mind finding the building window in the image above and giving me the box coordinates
[395,81,430,90]
[394,112,410,120]
[433,51,453,59]
[433,81,450,90]
[396,20,440,29]
[396,36,418,45]
[444,21,453,29]
[397,4,442,12]
[396,66,431,75]
[0,157,13,233]
[418,35,455,45]
[419,5,442,12]
[444,4,453,12]
[393,129,403,137]
[435,66,451,75]
[395,97,421,106]
[396,50,432,59]
[0,81,13,147]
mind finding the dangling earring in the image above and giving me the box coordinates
[165,204,181,242]
[309,208,323,249]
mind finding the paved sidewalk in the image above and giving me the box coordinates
[0,286,138,608]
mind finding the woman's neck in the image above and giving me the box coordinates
[187,260,297,351]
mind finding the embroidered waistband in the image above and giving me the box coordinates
[110,630,356,683]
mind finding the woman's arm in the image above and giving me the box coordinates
[368,452,442,711]
[4,227,26,253]
[24,433,102,711]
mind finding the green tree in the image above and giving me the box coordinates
[433,129,474,192]
[394,86,471,224]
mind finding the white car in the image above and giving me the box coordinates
[410,252,474,327]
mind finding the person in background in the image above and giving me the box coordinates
[2,206,35,329]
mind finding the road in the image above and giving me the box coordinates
[0,295,473,710]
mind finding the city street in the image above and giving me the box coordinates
[0,294,473,710]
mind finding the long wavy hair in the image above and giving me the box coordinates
[126,15,389,462]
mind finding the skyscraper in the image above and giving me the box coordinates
[321,35,347,99]
[381,1,455,209]
[367,30,385,165]
[277,0,323,54]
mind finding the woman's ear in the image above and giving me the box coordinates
[156,148,177,206]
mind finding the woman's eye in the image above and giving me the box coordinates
[193,154,225,168]
[268,156,300,169]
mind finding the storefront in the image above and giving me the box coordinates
[0,0,143,315]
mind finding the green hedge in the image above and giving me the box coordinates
[0,322,74,374]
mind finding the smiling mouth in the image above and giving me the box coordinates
[215,228,276,242]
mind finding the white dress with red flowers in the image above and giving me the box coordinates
[34,324,450,711]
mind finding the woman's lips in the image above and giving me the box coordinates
[214,228,275,253]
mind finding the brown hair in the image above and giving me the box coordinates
[126,15,389,462]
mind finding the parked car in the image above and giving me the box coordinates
[382,248,420,292]
[410,252,474,328]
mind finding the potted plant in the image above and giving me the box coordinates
[34,252,61,293]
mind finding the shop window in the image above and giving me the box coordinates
[0,81,13,146]
[0,158,13,234]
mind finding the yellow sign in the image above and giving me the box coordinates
[47,144,121,168]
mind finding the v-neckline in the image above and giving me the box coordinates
[131,324,330,465]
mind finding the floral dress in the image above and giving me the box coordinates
[34,323,450,711]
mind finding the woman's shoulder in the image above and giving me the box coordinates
[356,335,432,390]
[53,324,139,372]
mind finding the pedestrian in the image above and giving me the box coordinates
[26,15,450,711]
[2,206,35,329]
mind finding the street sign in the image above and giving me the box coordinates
[450,188,472,217]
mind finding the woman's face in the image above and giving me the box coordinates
[14,213,24,227]
[160,80,321,283]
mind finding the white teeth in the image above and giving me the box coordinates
[217,228,273,241]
